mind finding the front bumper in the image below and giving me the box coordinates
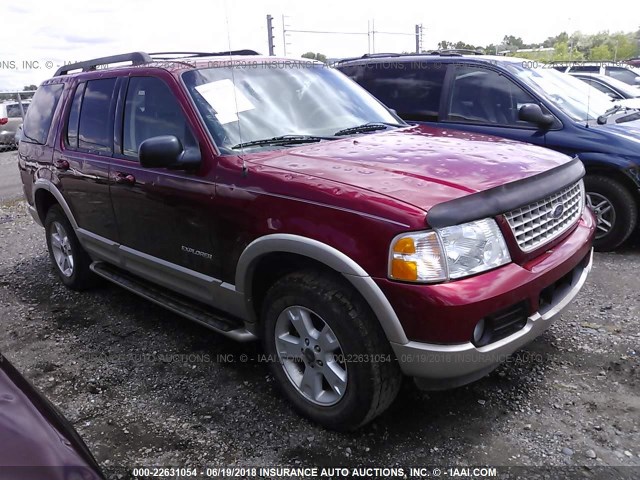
[391,248,592,389]
[393,248,592,389]
[0,131,16,144]
[385,209,595,389]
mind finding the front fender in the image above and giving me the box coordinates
[235,234,409,344]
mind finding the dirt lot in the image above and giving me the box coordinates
[0,191,639,479]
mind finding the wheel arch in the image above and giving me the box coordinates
[33,180,79,230]
[581,157,640,205]
[235,234,409,344]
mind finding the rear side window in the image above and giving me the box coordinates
[338,64,368,84]
[66,83,86,149]
[78,78,117,153]
[6,103,28,118]
[21,84,64,145]
[122,76,195,158]
[361,62,447,121]
[582,79,619,98]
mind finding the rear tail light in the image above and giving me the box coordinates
[0,118,8,125]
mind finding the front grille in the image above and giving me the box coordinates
[504,181,584,252]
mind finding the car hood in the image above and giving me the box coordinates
[0,354,103,479]
[597,116,640,146]
[249,125,574,212]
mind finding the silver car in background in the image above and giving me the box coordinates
[0,101,30,147]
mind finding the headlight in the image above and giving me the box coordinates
[389,218,511,283]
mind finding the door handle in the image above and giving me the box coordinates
[114,172,136,185]
[53,158,70,170]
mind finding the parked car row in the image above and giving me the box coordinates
[0,100,29,148]
[570,72,640,107]
[552,61,640,86]
[336,53,640,251]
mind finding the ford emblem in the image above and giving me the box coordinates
[551,203,564,219]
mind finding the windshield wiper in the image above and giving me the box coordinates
[334,122,404,137]
[231,135,335,150]
[597,105,633,124]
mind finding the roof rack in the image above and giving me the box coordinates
[53,49,262,77]
[53,52,152,77]
[425,49,483,56]
[336,49,486,64]
[148,50,260,60]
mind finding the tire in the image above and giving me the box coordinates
[261,270,402,431]
[44,205,98,290]
[584,175,638,252]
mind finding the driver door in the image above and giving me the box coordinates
[109,75,221,297]
[441,64,549,147]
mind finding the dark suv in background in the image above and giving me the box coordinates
[337,53,640,251]
[18,51,593,429]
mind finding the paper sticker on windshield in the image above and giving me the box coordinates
[195,79,254,124]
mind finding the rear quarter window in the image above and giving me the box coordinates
[360,62,447,121]
[21,85,64,144]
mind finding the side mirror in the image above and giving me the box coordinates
[518,104,555,128]
[139,135,201,170]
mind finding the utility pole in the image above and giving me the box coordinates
[371,19,375,54]
[281,15,293,57]
[415,24,423,53]
[282,15,287,56]
[266,14,275,56]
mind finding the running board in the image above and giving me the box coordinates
[90,261,256,342]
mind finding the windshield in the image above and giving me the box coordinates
[607,66,640,86]
[577,75,640,99]
[508,64,614,122]
[182,61,402,152]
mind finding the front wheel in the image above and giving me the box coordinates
[585,175,637,252]
[261,270,402,430]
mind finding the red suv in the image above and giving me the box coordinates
[18,51,595,430]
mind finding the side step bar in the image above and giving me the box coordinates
[90,261,257,342]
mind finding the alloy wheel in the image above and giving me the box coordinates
[50,221,74,277]
[274,306,347,406]
[586,192,616,240]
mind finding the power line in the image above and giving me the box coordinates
[285,29,368,36]
[375,31,415,36]
[280,18,417,55]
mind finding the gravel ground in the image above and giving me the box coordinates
[0,149,22,202]
[0,197,639,479]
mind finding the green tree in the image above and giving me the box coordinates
[608,33,636,60]
[590,44,613,60]
[301,52,327,63]
[503,35,525,50]
[551,41,584,61]
[453,41,479,51]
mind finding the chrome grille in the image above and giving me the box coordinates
[504,181,584,252]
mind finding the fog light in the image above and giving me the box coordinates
[473,318,485,345]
